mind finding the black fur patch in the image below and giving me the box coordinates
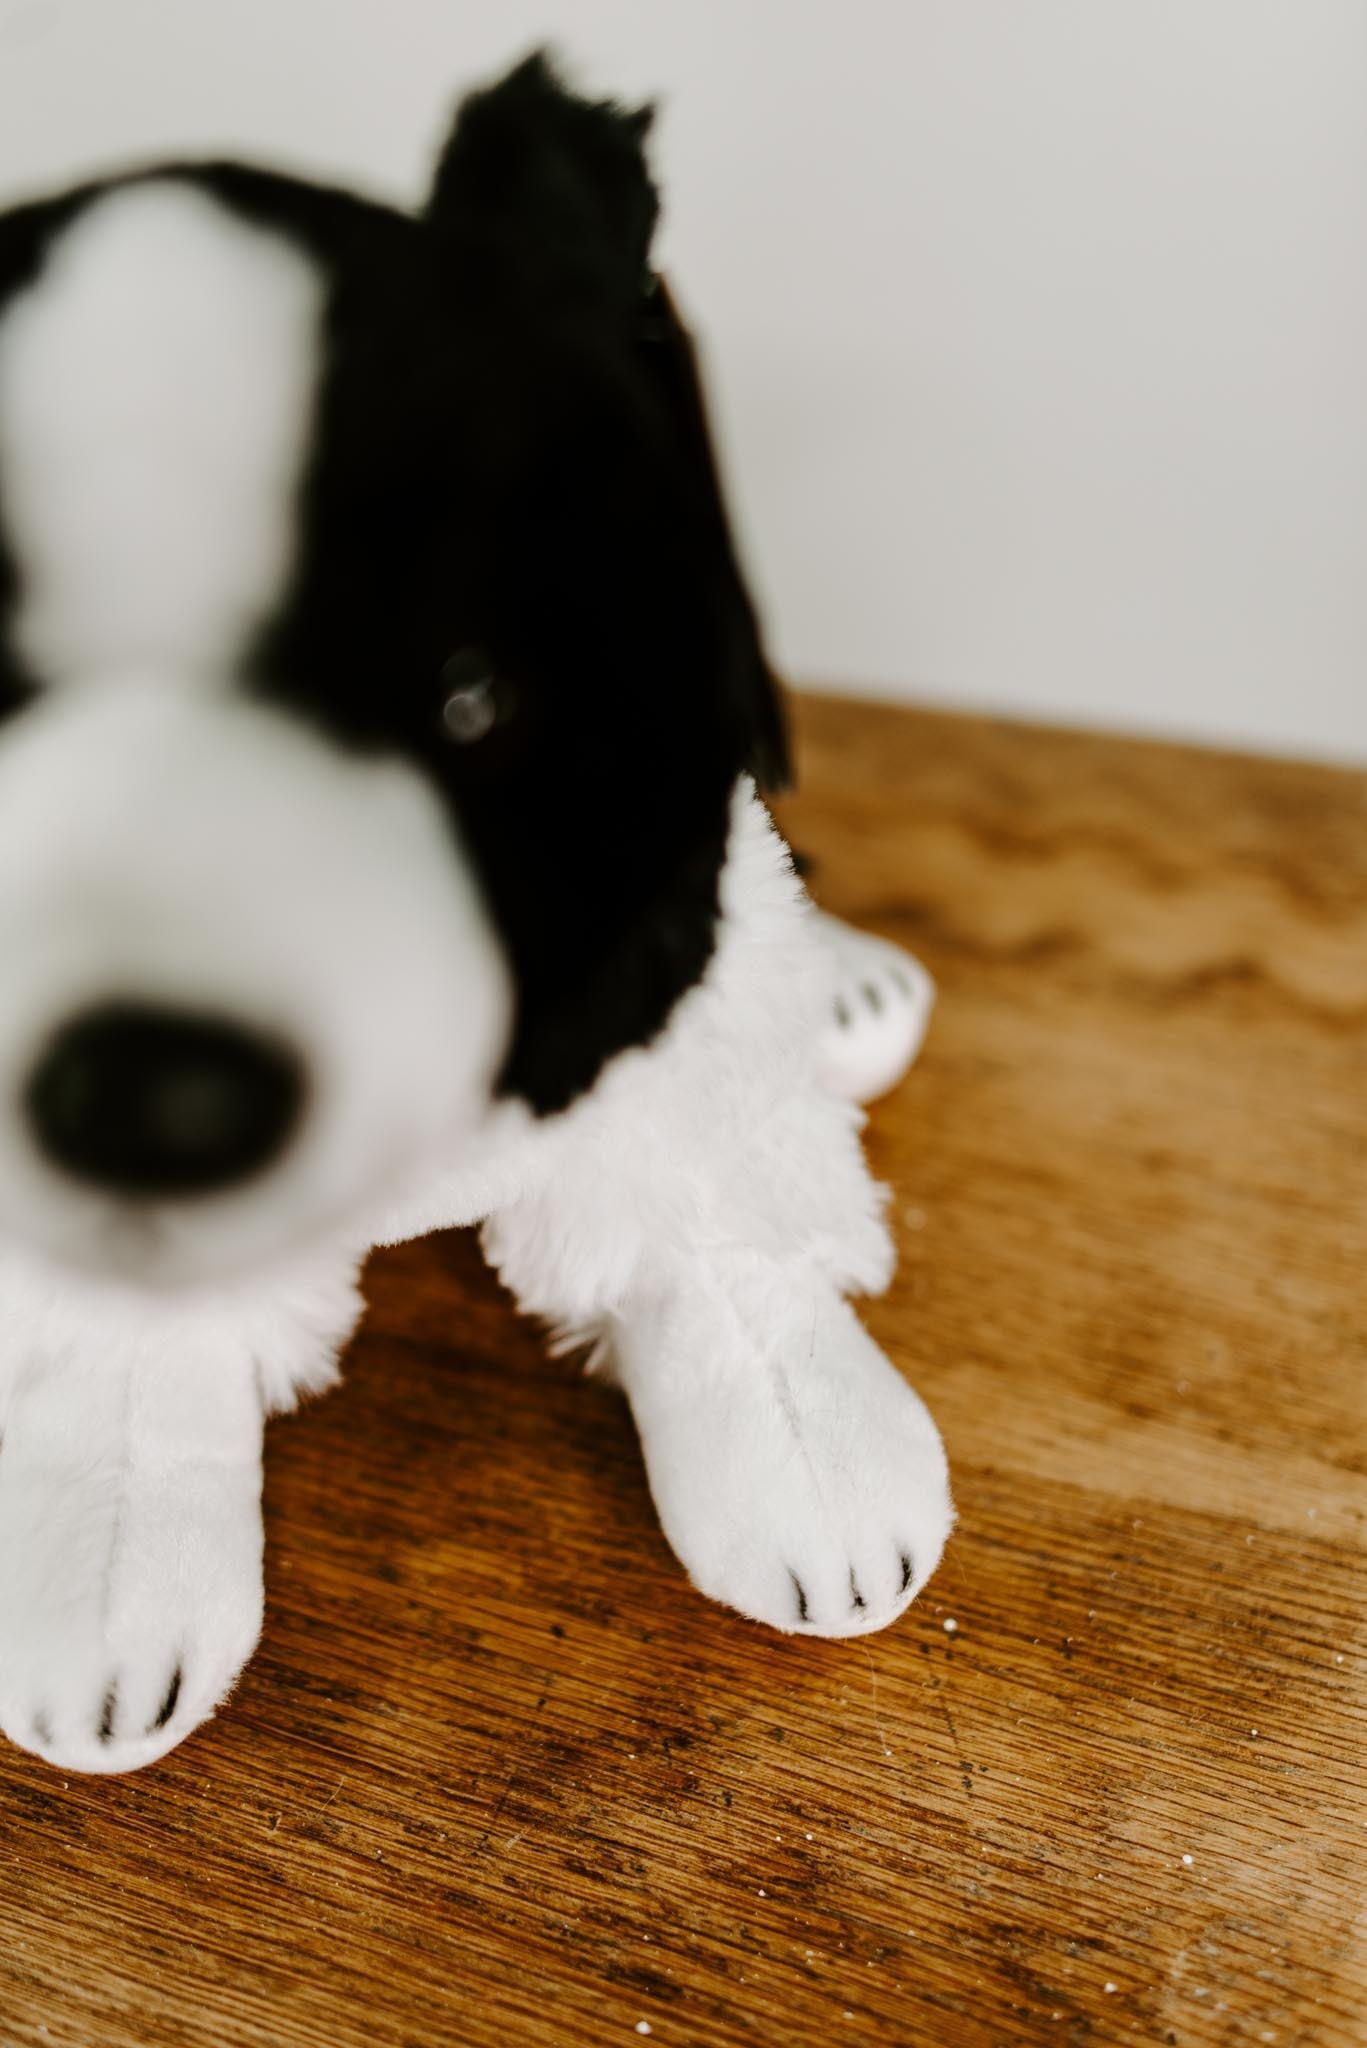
[0,51,789,1116]
[0,181,98,717]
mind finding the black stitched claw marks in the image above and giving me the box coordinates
[782,1550,920,1631]
[34,1660,185,1755]
[152,1666,183,1732]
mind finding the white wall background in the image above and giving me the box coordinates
[0,0,1363,762]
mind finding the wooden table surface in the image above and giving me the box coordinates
[1,696,1363,2048]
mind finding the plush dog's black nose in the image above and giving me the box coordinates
[24,1003,306,1199]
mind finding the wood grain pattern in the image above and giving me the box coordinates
[1,696,1362,2048]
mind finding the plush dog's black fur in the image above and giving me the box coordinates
[0,52,788,1112]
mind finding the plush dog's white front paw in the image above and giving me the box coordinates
[811,910,935,1105]
[616,1276,953,1637]
[0,1356,265,1773]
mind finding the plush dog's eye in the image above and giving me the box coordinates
[438,647,505,744]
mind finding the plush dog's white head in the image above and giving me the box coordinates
[0,55,784,1290]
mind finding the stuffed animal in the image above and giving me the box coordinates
[0,54,951,1774]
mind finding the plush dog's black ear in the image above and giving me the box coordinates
[401,54,790,1109]
[422,49,789,800]
[427,50,659,315]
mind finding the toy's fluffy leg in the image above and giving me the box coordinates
[0,1251,361,1772]
[810,910,935,1104]
[610,1256,952,1634]
[0,1343,266,1772]
[481,781,954,1637]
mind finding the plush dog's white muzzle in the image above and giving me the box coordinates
[0,679,512,1287]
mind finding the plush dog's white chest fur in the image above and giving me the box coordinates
[0,182,323,686]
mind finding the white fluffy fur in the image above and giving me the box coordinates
[468,791,951,1638]
[0,1241,362,1771]
[0,182,324,685]
[0,782,952,1769]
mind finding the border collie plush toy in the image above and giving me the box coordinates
[0,54,950,1774]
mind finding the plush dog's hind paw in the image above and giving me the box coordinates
[811,910,935,1105]
[617,1281,953,1639]
[0,1365,265,1773]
